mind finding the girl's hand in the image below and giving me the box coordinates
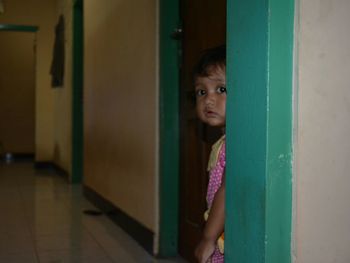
[195,175,225,262]
[195,238,215,263]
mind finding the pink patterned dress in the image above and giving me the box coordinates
[206,136,225,263]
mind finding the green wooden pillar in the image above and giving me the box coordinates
[225,0,294,262]
[158,0,180,256]
[71,0,83,183]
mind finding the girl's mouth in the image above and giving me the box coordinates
[205,111,217,117]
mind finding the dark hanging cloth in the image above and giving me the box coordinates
[50,15,65,87]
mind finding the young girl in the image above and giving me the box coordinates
[193,45,226,263]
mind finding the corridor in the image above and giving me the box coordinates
[0,161,186,263]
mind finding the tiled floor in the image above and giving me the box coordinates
[0,161,187,263]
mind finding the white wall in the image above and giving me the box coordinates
[295,0,350,262]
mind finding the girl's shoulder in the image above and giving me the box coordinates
[219,140,226,166]
[207,135,226,171]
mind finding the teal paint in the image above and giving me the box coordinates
[226,1,268,262]
[225,0,294,262]
[71,0,84,183]
[158,0,180,256]
[0,24,38,32]
[265,0,294,261]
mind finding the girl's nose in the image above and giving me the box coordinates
[205,93,216,105]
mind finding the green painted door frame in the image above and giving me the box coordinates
[226,0,294,262]
[159,0,294,261]
[71,0,83,183]
[159,0,180,256]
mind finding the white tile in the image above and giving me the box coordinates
[0,162,187,263]
[38,249,112,263]
[155,257,188,263]
[34,230,106,253]
[0,252,38,263]
[0,233,34,254]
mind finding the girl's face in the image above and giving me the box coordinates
[195,66,226,128]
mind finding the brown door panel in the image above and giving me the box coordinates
[178,0,226,262]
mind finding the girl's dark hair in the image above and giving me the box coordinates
[193,45,226,80]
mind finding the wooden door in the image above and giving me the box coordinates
[178,1,226,262]
[0,31,35,155]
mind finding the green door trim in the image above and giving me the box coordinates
[71,0,83,183]
[158,0,180,256]
[225,0,294,262]
[159,0,294,261]
[0,24,38,32]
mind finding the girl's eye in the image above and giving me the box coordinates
[217,86,227,94]
[196,89,206,97]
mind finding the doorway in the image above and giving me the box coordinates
[159,0,294,262]
[0,29,37,159]
[178,0,226,262]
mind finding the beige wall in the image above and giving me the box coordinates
[295,0,350,262]
[52,0,73,175]
[0,32,35,153]
[84,0,158,232]
[0,0,57,161]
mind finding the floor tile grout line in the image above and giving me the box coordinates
[81,218,118,263]
[14,163,41,263]
[65,191,119,263]
[0,162,186,263]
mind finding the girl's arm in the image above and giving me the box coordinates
[195,173,225,263]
